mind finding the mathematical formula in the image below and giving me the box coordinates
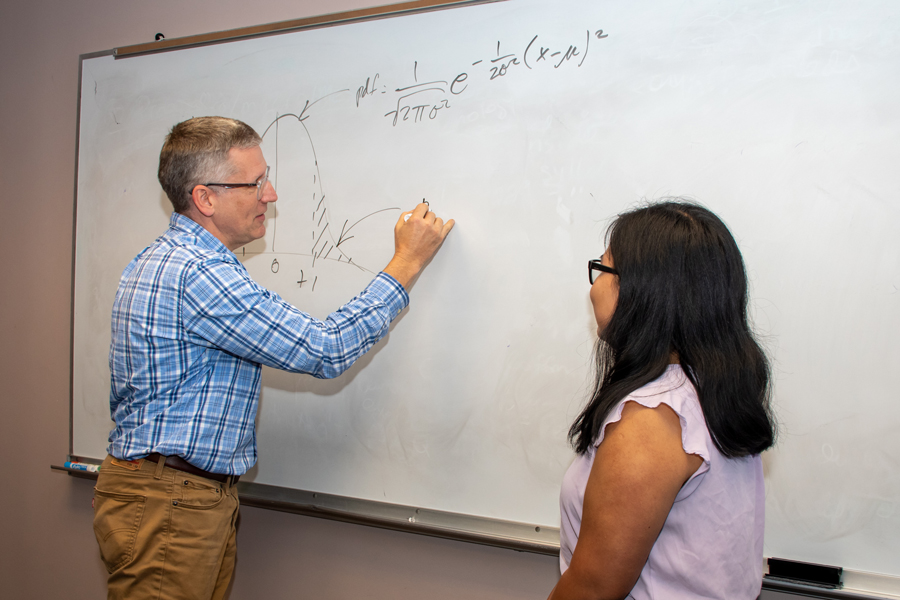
[243,27,609,291]
[373,29,609,126]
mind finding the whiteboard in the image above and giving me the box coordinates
[72,0,900,582]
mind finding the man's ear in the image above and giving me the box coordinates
[190,185,216,218]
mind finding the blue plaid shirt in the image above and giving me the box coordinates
[108,213,408,475]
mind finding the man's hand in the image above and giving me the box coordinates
[382,202,454,290]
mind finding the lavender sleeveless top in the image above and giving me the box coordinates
[559,365,765,599]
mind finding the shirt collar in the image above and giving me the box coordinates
[169,212,233,255]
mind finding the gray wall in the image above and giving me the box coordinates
[0,1,799,598]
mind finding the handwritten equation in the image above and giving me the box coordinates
[243,27,609,292]
[363,29,609,126]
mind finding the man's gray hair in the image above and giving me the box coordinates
[158,116,262,213]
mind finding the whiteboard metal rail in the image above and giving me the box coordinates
[236,480,561,555]
[51,461,558,554]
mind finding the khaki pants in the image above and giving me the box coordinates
[93,455,240,600]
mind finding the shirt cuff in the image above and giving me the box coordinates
[370,272,410,317]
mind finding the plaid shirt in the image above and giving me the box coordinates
[107,213,408,475]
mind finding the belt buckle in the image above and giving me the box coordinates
[111,457,143,471]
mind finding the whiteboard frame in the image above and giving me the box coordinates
[68,1,900,596]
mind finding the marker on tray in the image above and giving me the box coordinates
[65,461,101,473]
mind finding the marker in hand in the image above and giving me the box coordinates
[405,199,429,221]
[385,198,453,290]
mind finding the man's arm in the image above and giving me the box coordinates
[181,203,454,378]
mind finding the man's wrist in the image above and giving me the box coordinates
[382,255,422,290]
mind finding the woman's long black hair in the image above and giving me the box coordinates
[569,200,776,458]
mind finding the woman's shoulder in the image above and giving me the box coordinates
[625,365,703,422]
[596,365,710,461]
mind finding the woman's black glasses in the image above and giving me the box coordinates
[588,259,619,284]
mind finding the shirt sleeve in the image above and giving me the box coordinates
[180,256,409,379]
[592,370,712,495]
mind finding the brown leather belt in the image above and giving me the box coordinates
[145,453,238,484]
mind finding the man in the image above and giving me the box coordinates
[92,116,454,600]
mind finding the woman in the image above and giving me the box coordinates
[550,201,776,600]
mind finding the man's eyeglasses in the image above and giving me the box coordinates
[588,259,618,284]
[204,166,270,200]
